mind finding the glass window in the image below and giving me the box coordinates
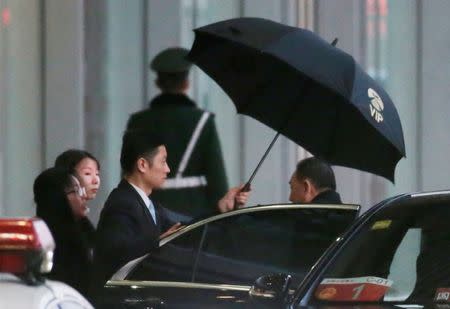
[311,201,450,305]
[365,0,420,196]
[126,226,205,282]
[365,0,388,83]
[0,1,42,216]
[194,207,356,286]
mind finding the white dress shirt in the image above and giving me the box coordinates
[129,182,157,225]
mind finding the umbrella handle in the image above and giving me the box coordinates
[241,182,252,192]
[234,182,252,209]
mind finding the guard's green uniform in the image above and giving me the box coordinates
[126,93,228,218]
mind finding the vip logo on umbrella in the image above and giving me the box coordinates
[368,88,384,123]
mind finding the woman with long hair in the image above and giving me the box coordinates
[33,167,94,297]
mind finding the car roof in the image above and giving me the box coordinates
[360,189,450,218]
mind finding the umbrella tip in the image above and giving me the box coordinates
[331,38,338,46]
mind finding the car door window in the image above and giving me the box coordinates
[126,226,204,282]
[194,207,356,286]
[384,228,421,301]
[310,202,450,306]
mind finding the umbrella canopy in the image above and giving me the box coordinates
[187,17,405,182]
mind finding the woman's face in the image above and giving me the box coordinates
[75,157,100,200]
[66,176,88,219]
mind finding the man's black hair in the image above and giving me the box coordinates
[295,157,336,190]
[157,71,189,92]
[120,129,166,176]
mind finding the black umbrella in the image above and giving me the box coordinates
[187,17,405,183]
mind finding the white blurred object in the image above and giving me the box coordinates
[0,217,93,308]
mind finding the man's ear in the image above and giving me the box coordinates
[304,178,318,201]
[303,179,312,193]
[136,157,148,173]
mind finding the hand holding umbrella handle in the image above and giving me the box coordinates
[234,182,252,209]
[241,182,251,193]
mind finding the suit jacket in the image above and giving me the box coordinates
[292,190,353,269]
[93,179,171,289]
[311,190,342,204]
[126,93,228,218]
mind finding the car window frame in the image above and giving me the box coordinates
[109,203,360,282]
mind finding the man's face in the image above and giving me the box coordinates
[144,145,170,189]
[289,172,312,203]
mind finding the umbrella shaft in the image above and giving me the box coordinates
[247,131,281,185]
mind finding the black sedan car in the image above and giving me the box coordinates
[99,191,450,308]
[257,190,450,308]
[98,203,359,308]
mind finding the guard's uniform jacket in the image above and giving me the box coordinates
[126,93,228,218]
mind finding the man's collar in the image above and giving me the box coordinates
[311,189,342,204]
[150,93,196,107]
[127,181,151,207]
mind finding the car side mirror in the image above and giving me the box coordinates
[249,273,292,305]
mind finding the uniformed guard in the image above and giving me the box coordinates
[126,47,229,219]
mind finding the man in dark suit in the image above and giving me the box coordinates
[92,130,181,296]
[92,129,249,299]
[288,157,353,269]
